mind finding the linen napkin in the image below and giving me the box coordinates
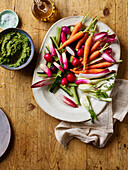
[55,79,128,148]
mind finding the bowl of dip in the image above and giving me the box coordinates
[0,28,34,70]
[0,9,19,29]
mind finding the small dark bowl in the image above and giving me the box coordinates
[0,28,34,70]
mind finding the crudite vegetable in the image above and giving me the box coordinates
[32,12,121,122]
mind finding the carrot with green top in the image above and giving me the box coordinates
[86,62,113,69]
[58,31,84,50]
[70,12,91,38]
[75,32,88,49]
[83,23,97,71]
[58,17,97,50]
[90,40,101,53]
[88,43,109,62]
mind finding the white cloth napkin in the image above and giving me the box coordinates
[55,79,128,148]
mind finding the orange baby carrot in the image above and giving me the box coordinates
[88,43,109,62]
[86,62,113,69]
[82,18,98,71]
[75,32,88,49]
[80,69,104,74]
[90,40,101,53]
[83,35,93,70]
[58,16,97,50]
[70,68,104,74]
[70,22,83,38]
[88,50,100,62]
[58,31,84,50]
[70,12,91,38]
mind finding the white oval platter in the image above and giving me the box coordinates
[32,16,120,122]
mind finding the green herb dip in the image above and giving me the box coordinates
[0,31,31,67]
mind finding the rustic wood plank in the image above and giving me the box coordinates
[0,0,128,169]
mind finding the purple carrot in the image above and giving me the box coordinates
[40,63,52,77]
[53,62,64,72]
[49,38,56,56]
[31,78,55,88]
[62,52,68,70]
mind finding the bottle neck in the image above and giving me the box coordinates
[34,0,48,13]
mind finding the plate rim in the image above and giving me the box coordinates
[0,109,11,157]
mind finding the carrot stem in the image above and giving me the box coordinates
[83,16,97,33]
[80,11,91,23]
[70,12,91,38]
[99,43,109,52]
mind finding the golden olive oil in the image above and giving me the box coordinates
[31,0,57,22]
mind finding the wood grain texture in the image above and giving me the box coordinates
[0,0,128,169]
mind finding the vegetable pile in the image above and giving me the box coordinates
[31,12,122,123]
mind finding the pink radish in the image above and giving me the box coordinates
[40,63,52,77]
[49,39,56,56]
[62,52,68,69]
[53,62,64,73]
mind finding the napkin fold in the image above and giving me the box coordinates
[55,79,128,148]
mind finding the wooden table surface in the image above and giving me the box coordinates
[0,0,128,169]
